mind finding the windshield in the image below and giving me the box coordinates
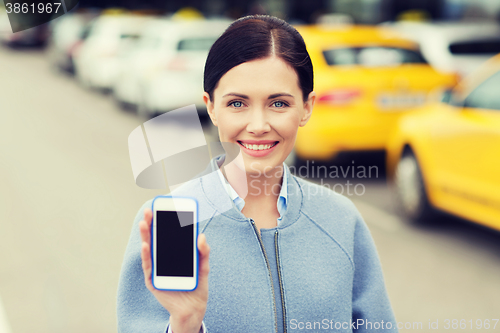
[177,37,218,51]
[323,46,427,66]
[449,39,500,55]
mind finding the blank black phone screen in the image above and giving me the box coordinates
[156,210,194,277]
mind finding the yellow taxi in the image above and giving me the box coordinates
[386,54,500,230]
[292,24,457,162]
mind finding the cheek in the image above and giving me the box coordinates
[274,114,301,141]
[217,114,244,141]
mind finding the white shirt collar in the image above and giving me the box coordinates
[216,163,288,222]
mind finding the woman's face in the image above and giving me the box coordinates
[204,56,315,176]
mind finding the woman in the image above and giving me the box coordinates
[117,15,397,333]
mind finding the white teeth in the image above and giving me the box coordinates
[240,142,277,150]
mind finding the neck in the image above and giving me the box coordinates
[220,157,283,203]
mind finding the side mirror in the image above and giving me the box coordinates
[440,89,453,104]
[442,88,465,108]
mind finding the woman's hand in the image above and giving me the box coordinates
[139,208,210,333]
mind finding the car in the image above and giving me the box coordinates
[382,21,500,77]
[134,18,231,118]
[0,4,51,47]
[289,24,457,165]
[73,13,153,91]
[0,17,49,48]
[112,17,178,110]
[386,53,500,230]
[46,10,99,73]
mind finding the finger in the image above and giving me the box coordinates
[141,241,151,276]
[198,234,210,280]
[139,219,150,246]
[144,208,152,227]
[198,233,210,256]
[141,241,153,289]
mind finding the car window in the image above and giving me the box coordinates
[449,39,500,55]
[120,34,140,41]
[80,24,92,40]
[463,70,500,110]
[323,47,427,66]
[177,37,218,51]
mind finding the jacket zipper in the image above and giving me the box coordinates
[275,229,287,333]
[249,218,278,333]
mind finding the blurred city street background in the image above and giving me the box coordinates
[1,0,500,332]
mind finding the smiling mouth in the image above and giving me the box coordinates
[237,141,279,151]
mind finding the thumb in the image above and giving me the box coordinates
[198,233,210,278]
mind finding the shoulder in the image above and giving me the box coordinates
[291,175,366,249]
[292,175,361,221]
[290,175,374,269]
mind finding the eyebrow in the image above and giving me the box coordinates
[222,93,249,99]
[269,93,294,99]
[222,93,295,99]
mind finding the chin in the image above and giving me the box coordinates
[243,158,283,176]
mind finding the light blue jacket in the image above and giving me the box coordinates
[117,154,398,333]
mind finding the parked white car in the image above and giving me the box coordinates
[382,21,500,77]
[113,17,177,109]
[73,14,152,91]
[47,11,98,73]
[132,18,231,118]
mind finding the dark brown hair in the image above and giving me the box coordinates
[204,15,313,103]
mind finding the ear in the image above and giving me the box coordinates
[203,92,218,127]
[299,91,316,127]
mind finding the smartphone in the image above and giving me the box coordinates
[151,196,199,291]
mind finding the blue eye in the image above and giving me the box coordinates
[230,101,243,108]
[273,101,288,108]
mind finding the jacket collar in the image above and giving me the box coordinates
[199,154,303,228]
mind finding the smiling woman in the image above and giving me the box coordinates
[118,15,398,333]
[203,56,314,222]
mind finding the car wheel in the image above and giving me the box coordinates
[137,103,153,120]
[76,70,91,89]
[394,150,435,222]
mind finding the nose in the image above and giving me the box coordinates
[246,108,271,135]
